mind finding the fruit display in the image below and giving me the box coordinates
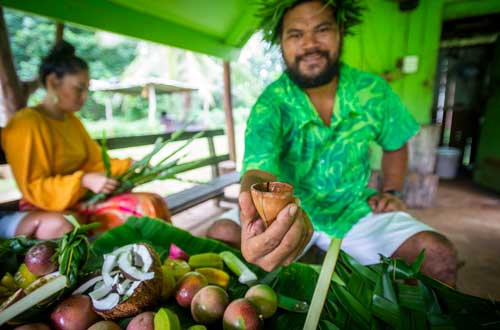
[1,216,499,329]
[0,221,288,330]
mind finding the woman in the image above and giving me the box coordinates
[1,41,169,237]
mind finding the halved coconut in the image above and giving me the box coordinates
[90,243,162,319]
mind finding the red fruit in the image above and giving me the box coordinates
[175,272,207,308]
[50,295,100,330]
[223,298,262,330]
[25,242,58,276]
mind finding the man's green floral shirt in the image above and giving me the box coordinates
[242,63,420,238]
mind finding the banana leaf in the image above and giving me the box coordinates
[87,217,500,330]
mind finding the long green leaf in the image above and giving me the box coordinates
[100,133,111,177]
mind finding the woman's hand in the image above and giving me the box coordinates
[82,173,119,194]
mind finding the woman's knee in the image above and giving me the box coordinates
[16,212,73,239]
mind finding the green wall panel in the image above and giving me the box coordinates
[343,0,444,125]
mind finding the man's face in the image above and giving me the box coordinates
[280,1,342,88]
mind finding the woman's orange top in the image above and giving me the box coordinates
[1,107,131,211]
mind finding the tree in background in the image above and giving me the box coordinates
[2,8,137,122]
[2,8,283,135]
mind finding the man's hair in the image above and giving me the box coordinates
[256,0,364,45]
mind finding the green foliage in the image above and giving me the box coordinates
[89,217,500,330]
[5,8,137,121]
[256,0,364,45]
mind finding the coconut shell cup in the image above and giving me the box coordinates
[250,182,294,227]
[95,244,163,320]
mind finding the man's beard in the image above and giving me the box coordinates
[284,48,340,89]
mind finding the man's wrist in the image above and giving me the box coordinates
[383,189,403,199]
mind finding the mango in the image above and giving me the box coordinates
[191,285,229,324]
[175,272,208,308]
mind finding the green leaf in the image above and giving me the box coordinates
[397,283,427,313]
[100,132,112,177]
[411,249,426,274]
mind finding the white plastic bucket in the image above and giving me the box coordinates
[436,147,461,179]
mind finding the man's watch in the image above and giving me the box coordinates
[383,189,403,199]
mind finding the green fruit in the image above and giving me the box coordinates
[161,265,176,301]
[154,308,181,330]
[223,298,262,330]
[188,253,223,269]
[244,284,278,319]
[191,285,229,324]
[163,258,191,280]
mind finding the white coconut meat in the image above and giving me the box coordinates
[92,293,120,311]
[86,243,157,312]
[118,251,154,281]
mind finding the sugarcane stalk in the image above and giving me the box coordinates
[303,238,342,330]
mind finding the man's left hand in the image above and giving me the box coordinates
[368,193,406,213]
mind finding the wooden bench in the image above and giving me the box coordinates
[0,129,240,214]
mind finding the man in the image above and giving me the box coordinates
[208,0,457,286]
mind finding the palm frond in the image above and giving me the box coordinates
[255,0,365,45]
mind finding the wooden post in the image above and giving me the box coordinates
[223,61,236,162]
[147,84,156,124]
[0,7,26,117]
[105,97,114,122]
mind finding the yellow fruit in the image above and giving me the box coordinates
[1,272,17,291]
[161,265,176,301]
[154,307,181,330]
[195,268,230,289]
[14,263,38,289]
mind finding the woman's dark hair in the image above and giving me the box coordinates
[39,40,88,87]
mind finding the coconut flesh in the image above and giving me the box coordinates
[73,243,161,318]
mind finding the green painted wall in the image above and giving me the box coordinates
[342,0,444,125]
[342,0,500,171]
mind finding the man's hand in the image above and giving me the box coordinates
[368,192,406,213]
[239,191,313,272]
[82,173,119,194]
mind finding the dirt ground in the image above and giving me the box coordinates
[172,179,500,300]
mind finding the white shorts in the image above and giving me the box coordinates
[0,211,27,239]
[218,208,435,265]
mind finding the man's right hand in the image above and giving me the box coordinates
[239,191,313,272]
[82,173,119,194]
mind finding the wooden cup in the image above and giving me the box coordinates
[250,182,294,227]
